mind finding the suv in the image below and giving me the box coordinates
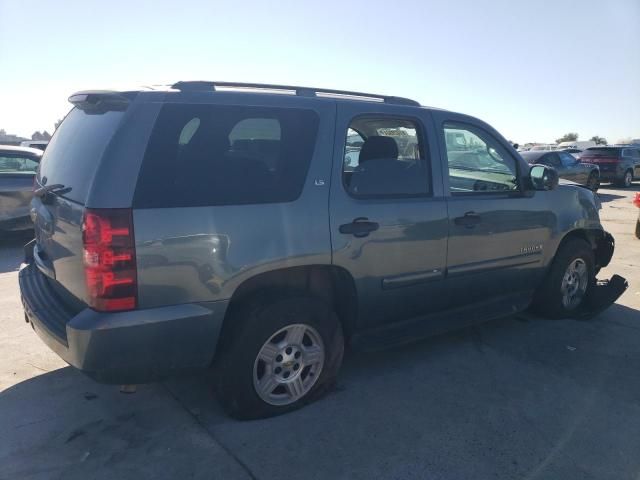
[20,81,625,419]
[580,146,640,187]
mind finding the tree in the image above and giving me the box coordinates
[590,136,607,145]
[556,132,578,143]
[31,131,52,141]
[54,119,63,131]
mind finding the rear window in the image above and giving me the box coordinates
[38,107,125,203]
[133,104,319,208]
[583,148,620,156]
[0,155,39,173]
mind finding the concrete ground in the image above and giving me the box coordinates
[1,185,639,480]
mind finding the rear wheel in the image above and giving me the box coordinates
[215,296,344,420]
[618,170,633,188]
[533,238,595,318]
[587,171,600,191]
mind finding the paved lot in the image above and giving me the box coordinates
[1,185,639,480]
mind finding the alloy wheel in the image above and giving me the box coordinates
[253,323,325,406]
[560,258,588,310]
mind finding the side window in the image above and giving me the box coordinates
[443,123,518,194]
[545,153,562,168]
[134,105,319,208]
[344,128,364,170]
[228,118,282,171]
[342,117,430,197]
[0,156,38,173]
[559,152,576,167]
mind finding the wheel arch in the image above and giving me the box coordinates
[556,228,612,269]
[220,264,358,344]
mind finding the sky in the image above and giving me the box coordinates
[0,0,639,144]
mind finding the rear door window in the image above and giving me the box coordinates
[38,108,125,204]
[342,117,430,198]
[134,104,319,208]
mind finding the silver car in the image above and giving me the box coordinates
[0,145,42,231]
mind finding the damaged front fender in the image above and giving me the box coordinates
[594,231,615,270]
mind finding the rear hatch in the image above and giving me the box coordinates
[32,94,129,305]
[581,147,620,173]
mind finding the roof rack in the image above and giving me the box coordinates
[170,80,420,107]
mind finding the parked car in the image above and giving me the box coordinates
[634,193,640,239]
[520,150,600,191]
[20,82,625,419]
[0,145,42,231]
[580,146,640,187]
[529,144,559,151]
[560,148,583,158]
[19,140,48,151]
[557,141,596,151]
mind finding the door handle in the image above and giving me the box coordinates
[454,211,481,228]
[339,217,379,238]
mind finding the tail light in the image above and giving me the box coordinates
[634,193,640,209]
[82,209,137,312]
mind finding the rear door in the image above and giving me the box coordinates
[329,103,449,330]
[0,152,39,228]
[32,104,129,302]
[432,111,553,306]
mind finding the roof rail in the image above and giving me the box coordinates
[170,80,420,107]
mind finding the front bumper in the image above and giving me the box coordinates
[19,263,227,384]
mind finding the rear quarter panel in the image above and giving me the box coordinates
[134,97,336,308]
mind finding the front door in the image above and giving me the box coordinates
[433,112,553,306]
[329,104,449,330]
[558,151,587,184]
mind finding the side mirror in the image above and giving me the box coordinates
[530,164,559,191]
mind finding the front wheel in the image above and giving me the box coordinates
[532,238,595,318]
[215,296,344,420]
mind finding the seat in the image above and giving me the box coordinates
[348,136,424,196]
[358,136,399,163]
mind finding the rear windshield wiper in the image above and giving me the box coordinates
[34,183,67,198]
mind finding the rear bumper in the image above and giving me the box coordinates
[19,263,227,384]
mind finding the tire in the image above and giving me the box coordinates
[215,295,344,420]
[532,238,595,319]
[617,170,633,188]
[586,171,600,192]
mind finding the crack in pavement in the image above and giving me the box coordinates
[161,382,258,480]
